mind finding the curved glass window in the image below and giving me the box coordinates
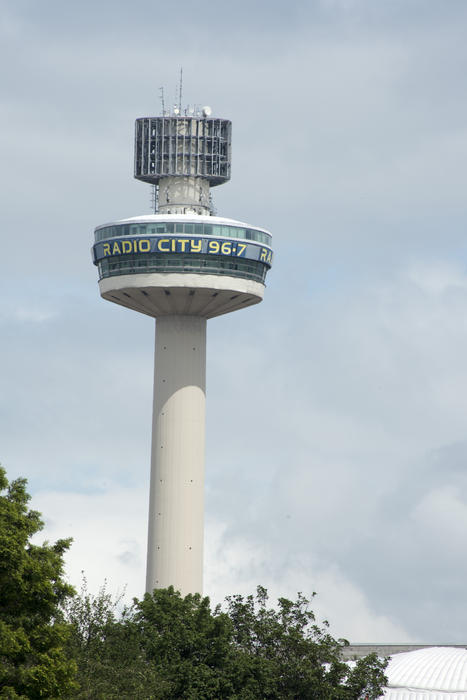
[95,221,272,245]
[97,254,268,284]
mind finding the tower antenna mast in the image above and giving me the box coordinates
[159,86,165,116]
[178,67,183,113]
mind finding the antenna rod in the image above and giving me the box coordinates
[179,67,183,113]
[159,86,165,116]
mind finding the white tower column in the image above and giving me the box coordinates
[95,109,272,597]
[146,315,207,596]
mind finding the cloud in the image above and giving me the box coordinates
[32,481,410,642]
[204,259,467,640]
[2,0,467,645]
[0,307,57,324]
[32,484,147,600]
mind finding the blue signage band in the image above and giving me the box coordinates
[92,235,273,268]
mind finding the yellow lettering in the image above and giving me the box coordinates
[112,242,121,255]
[191,240,202,253]
[260,248,267,261]
[158,238,170,252]
[178,239,189,252]
[171,239,177,252]
[122,240,132,253]
[139,239,150,252]
[103,243,111,256]
[267,251,272,264]
[237,243,246,256]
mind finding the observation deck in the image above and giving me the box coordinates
[92,214,273,319]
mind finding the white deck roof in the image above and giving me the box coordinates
[95,214,271,236]
[383,647,467,698]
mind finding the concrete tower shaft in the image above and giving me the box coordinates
[158,176,211,215]
[147,316,206,595]
[93,107,272,597]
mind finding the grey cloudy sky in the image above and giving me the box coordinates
[2,0,467,643]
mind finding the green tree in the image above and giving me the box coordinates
[65,584,236,699]
[0,467,76,699]
[134,587,236,699]
[64,577,159,699]
[222,586,387,699]
[66,584,387,700]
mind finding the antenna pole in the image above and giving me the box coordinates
[159,87,165,116]
[179,67,183,113]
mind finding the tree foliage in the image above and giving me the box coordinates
[221,586,386,699]
[65,584,387,700]
[0,467,76,699]
[63,577,160,699]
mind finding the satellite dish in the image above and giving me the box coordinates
[202,106,212,117]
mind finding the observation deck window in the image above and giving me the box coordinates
[97,253,268,284]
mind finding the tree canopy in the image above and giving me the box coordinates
[0,467,76,699]
[65,583,387,699]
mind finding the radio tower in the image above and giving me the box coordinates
[92,105,273,596]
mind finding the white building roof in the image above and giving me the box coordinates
[383,647,467,699]
[97,214,271,235]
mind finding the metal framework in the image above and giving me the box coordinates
[134,117,232,186]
